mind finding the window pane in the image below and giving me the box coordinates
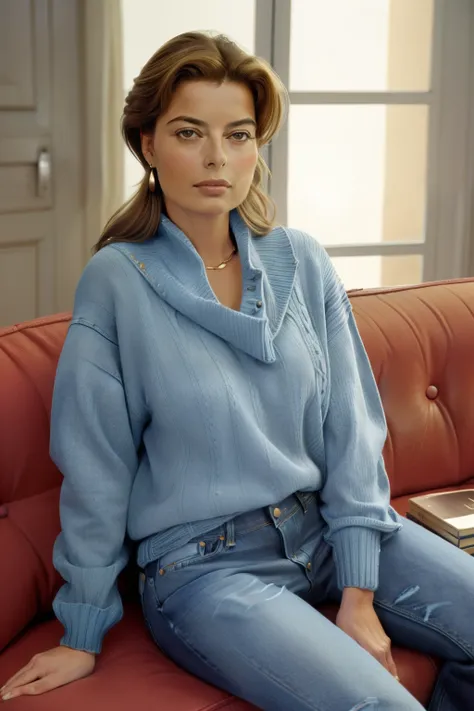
[122,0,256,198]
[332,255,423,290]
[287,105,429,246]
[290,0,433,91]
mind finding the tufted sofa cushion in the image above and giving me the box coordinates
[0,315,70,652]
[349,279,474,497]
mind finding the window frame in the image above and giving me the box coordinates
[255,0,474,281]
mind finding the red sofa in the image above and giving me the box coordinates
[1,278,474,710]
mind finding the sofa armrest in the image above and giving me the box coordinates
[0,487,62,652]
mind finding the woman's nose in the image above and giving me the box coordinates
[204,141,227,169]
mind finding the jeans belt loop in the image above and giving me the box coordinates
[225,519,236,548]
[295,492,308,514]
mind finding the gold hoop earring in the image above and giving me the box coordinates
[148,164,156,193]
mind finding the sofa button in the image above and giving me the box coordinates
[273,507,281,518]
[426,385,438,400]
[0,505,8,518]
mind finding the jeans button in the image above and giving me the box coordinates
[273,507,281,518]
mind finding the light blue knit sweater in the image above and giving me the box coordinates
[50,209,401,653]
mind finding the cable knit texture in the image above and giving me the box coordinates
[50,209,401,653]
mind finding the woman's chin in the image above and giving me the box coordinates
[190,196,237,216]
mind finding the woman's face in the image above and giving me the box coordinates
[142,80,259,219]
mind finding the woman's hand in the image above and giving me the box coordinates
[336,588,399,679]
[1,646,96,701]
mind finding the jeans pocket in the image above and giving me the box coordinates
[150,530,227,608]
[158,531,226,574]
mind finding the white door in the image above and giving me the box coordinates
[0,0,83,327]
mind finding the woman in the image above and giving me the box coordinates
[2,32,473,710]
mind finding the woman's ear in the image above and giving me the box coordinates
[140,132,154,164]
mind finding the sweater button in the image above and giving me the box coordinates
[273,507,281,518]
[256,300,263,308]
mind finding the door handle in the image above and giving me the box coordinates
[37,148,52,199]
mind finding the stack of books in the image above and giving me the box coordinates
[408,489,474,554]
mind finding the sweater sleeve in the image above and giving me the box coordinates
[50,315,141,654]
[318,252,402,592]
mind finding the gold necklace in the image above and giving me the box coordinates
[205,247,237,271]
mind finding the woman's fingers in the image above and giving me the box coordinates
[385,646,399,680]
[1,659,35,690]
[5,673,65,700]
[1,664,41,699]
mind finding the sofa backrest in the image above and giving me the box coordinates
[1,278,474,651]
[349,279,474,496]
[0,314,69,652]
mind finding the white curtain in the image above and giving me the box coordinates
[83,0,124,253]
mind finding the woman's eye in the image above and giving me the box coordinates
[231,132,250,142]
[177,129,198,139]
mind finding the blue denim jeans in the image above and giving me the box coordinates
[139,493,474,710]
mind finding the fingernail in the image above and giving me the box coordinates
[2,692,12,701]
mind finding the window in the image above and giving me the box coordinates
[264,0,474,288]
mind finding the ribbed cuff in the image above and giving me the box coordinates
[53,601,120,654]
[331,527,381,591]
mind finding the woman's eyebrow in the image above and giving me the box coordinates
[166,115,257,129]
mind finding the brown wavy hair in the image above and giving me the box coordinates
[94,31,288,253]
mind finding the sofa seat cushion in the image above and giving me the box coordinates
[0,602,438,709]
[0,604,258,711]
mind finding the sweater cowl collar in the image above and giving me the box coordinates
[110,209,298,364]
